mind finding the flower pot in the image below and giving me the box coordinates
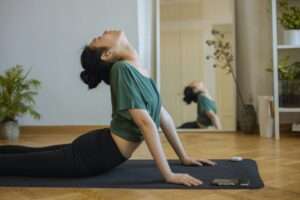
[279,80,300,107]
[0,120,20,141]
[239,104,257,134]
[283,30,300,45]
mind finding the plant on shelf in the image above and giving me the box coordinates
[278,0,300,45]
[0,65,41,141]
[206,29,257,133]
[267,56,300,107]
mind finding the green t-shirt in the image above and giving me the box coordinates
[110,60,161,142]
[197,93,217,127]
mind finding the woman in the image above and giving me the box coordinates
[178,81,222,130]
[0,30,215,187]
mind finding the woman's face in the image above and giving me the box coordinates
[89,30,130,61]
[189,81,205,93]
[89,30,126,48]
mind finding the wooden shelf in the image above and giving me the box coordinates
[279,107,300,112]
[272,0,300,139]
[277,45,300,49]
[271,0,300,139]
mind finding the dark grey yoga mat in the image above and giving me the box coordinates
[0,159,264,189]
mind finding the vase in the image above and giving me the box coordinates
[0,120,20,141]
[283,30,300,45]
[257,96,274,138]
[239,104,257,134]
[279,80,300,107]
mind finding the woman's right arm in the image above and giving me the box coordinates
[129,109,202,187]
[206,111,222,130]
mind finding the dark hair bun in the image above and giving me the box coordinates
[80,70,89,84]
[80,70,101,89]
[183,86,198,104]
[80,46,113,89]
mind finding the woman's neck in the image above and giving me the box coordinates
[119,45,151,78]
[120,45,142,68]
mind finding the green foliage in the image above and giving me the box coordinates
[205,29,246,106]
[205,29,234,74]
[278,0,300,29]
[266,56,300,80]
[0,65,41,122]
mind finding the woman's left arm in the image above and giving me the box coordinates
[160,106,216,166]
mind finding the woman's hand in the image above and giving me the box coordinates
[180,156,216,166]
[165,172,202,187]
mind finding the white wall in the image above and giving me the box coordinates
[236,0,273,110]
[0,0,143,126]
[138,0,158,78]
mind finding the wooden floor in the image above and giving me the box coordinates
[0,129,300,200]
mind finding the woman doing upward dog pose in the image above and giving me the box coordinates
[0,30,215,187]
[178,81,222,129]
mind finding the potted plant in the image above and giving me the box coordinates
[267,56,300,107]
[0,65,41,141]
[206,29,257,133]
[278,0,300,45]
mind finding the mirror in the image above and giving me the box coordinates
[159,0,236,131]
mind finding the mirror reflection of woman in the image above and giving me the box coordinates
[0,30,215,187]
[178,81,222,130]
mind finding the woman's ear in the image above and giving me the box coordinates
[101,49,114,62]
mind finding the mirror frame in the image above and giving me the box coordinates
[154,0,237,132]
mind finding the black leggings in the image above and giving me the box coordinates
[178,121,200,129]
[0,128,127,177]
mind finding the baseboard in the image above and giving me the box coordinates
[20,125,110,134]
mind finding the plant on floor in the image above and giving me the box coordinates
[206,29,257,133]
[205,29,243,103]
[0,65,41,140]
[278,0,300,29]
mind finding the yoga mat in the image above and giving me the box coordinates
[0,159,264,189]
